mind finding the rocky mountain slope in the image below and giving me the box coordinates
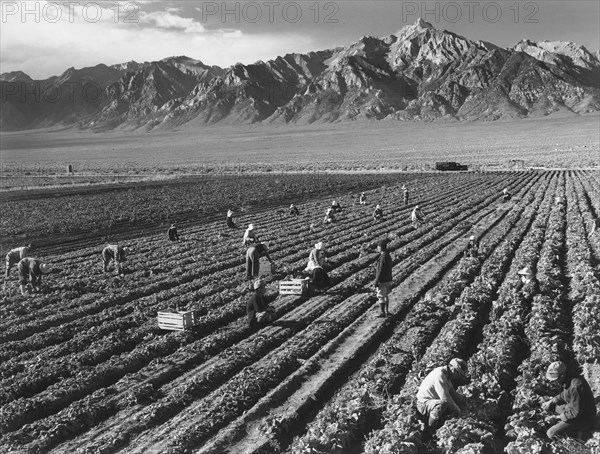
[1,19,598,131]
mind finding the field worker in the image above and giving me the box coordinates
[514,266,539,297]
[402,185,409,206]
[416,358,469,430]
[541,361,597,439]
[246,279,266,328]
[5,243,33,278]
[373,239,393,317]
[464,235,480,258]
[289,204,300,216]
[246,242,273,279]
[227,210,237,229]
[323,207,335,224]
[331,200,342,212]
[17,257,51,296]
[359,192,366,205]
[411,205,423,229]
[373,204,384,221]
[502,188,511,203]
[102,244,127,274]
[167,223,180,241]
[306,242,330,291]
[242,224,259,246]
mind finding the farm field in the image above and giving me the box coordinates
[1,170,600,454]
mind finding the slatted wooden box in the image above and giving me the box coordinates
[157,310,197,331]
[279,278,309,295]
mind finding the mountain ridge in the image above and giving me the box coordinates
[1,20,599,131]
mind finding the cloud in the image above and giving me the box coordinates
[0,0,319,78]
[139,10,205,33]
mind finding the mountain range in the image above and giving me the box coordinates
[1,19,599,131]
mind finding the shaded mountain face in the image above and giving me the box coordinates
[1,20,599,131]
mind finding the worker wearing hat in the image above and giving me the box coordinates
[102,244,127,274]
[227,210,237,229]
[246,242,273,279]
[411,205,423,229]
[306,242,330,291]
[502,188,511,203]
[359,192,366,205]
[167,223,180,241]
[402,185,409,206]
[464,235,480,258]
[331,200,342,212]
[373,204,384,221]
[5,243,34,278]
[242,224,259,246]
[17,257,51,296]
[247,279,266,328]
[373,239,393,317]
[514,266,539,297]
[541,361,597,439]
[416,358,469,430]
[289,204,300,216]
[323,207,335,224]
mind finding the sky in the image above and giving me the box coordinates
[1,0,599,79]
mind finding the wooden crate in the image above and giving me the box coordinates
[279,278,309,295]
[157,310,197,331]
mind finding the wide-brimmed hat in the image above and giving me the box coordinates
[449,358,468,378]
[39,263,51,274]
[253,279,265,290]
[469,235,475,241]
[315,242,324,250]
[376,204,380,209]
[227,210,233,216]
[248,224,254,230]
[378,239,389,251]
[546,361,566,381]
[517,266,533,277]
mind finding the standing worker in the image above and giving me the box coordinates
[167,223,180,241]
[359,192,366,205]
[246,242,273,279]
[102,244,127,274]
[373,239,393,317]
[5,243,34,278]
[305,242,330,291]
[411,205,423,229]
[402,185,409,206]
[17,257,51,296]
[373,204,384,221]
[227,210,237,229]
[416,358,469,431]
[242,224,259,246]
[541,361,597,439]
[289,204,300,217]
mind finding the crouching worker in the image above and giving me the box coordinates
[464,235,479,258]
[247,279,274,327]
[102,244,127,274]
[167,223,180,241]
[18,258,51,296]
[541,361,597,440]
[373,204,384,221]
[6,244,34,278]
[416,358,469,431]
[306,242,330,291]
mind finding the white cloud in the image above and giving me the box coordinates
[139,10,205,33]
[0,0,318,78]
